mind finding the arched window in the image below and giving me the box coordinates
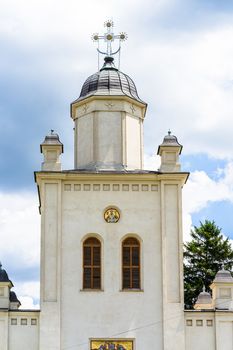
[83,237,101,289]
[122,237,140,289]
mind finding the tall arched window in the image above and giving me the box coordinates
[122,237,140,289]
[83,237,101,289]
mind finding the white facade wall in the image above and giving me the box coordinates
[161,182,185,350]
[39,182,61,350]
[0,312,8,350]
[0,310,39,350]
[185,311,233,350]
[185,311,216,350]
[35,171,187,350]
[216,313,233,350]
[61,179,162,350]
[8,311,39,350]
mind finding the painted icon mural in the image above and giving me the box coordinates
[104,208,120,223]
[90,339,133,350]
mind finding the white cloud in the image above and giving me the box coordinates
[1,0,233,165]
[182,161,233,241]
[0,191,40,267]
[16,281,40,301]
[184,162,233,214]
[0,0,169,45]
[13,281,40,309]
[114,24,230,161]
[0,191,40,307]
[144,153,161,170]
[19,296,39,310]
[182,212,193,243]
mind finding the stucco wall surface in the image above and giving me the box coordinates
[0,311,39,350]
[185,311,233,350]
[36,172,186,350]
[61,180,162,350]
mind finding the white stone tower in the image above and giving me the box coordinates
[70,55,147,171]
[36,21,188,350]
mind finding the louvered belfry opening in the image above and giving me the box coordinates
[122,237,140,289]
[83,237,101,289]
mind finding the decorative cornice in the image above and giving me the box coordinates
[70,95,147,120]
[35,170,189,185]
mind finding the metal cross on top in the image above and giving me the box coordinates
[92,20,127,58]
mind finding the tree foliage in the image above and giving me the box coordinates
[184,220,233,309]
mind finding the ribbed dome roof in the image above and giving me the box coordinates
[0,262,10,282]
[194,286,213,310]
[40,130,63,152]
[213,266,233,283]
[196,288,212,304]
[160,131,182,147]
[157,130,183,155]
[10,291,21,304]
[73,56,144,104]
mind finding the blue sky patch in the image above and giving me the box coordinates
[181,153,227,180]
[191,200,233,240]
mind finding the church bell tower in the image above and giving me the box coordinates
[70,56,147,171]
[36,20,188,350]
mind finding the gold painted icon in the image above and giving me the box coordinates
[104,208,120,223]
[91,339,133,350]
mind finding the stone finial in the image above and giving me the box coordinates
[157,131,183,172]
[40,130,63,171]
[194,286,213,310]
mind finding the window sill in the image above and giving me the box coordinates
[80,289,104,292]
[120,289,144,292]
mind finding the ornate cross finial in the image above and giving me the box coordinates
[92,20,127,58]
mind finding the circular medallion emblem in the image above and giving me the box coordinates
[104,208,120,223]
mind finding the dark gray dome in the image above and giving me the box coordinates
[73,56,144,103]
[214,267,233,283]
[0,263,10,282]
[161,131,182,147]
[10,291,20,304]
[157,130,183,155]
[40,130,63,152]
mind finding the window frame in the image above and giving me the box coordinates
[122,237,141,290]
[83,237,101,290]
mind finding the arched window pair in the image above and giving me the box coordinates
[83,237,140,290]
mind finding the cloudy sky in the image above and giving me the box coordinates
[1,0,233,308]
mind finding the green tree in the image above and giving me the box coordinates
[184,220,233,309]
